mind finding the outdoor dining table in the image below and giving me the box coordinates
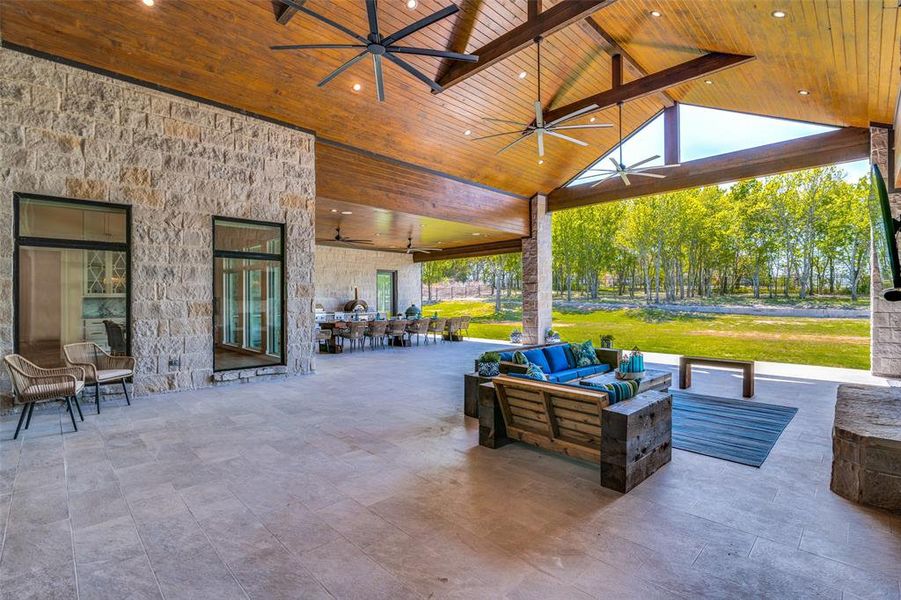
[318,319,413,351]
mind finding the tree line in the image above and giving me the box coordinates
[422,166,871,307]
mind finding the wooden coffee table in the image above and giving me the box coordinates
[579,368,672,393]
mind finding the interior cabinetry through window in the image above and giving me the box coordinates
[213,217,285,371]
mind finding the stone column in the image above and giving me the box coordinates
[870,126,901,377]
[522,193,552,345]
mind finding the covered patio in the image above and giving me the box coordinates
[1,341,899,598]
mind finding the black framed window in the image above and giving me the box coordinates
[14,193,131,367]
[376,270,397,316]
[213,217,285,371]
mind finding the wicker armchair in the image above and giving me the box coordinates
[339,321,368,352]
[445,317,463,341]
[406,319,430,346]
[64,342,135,414]
[459,315,471,338]
[427,318,446,344]
[4,354,85,439]
[386,320,409,347]
[365,321,388,350]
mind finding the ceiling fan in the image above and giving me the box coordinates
[318,227,373,246]
[405,236,442,254]
[472,37,612,158]
[270,0,478,102]
[583,102,681,187]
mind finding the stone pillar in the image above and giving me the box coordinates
[522,193,552,345]
[869,126,901,377]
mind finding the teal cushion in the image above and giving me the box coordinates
[572,341,600,368]
[542,345,570,373]
[563,344,578,369]
[522,348,551,373]
[523,362,548,381]
[547,368,581,383]
[512,351,528,365]
[498,351,514,362]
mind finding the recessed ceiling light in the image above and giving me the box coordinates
[538,159,544,165]
[704,79,713,85]
[649,10,661,17]
[518,71,527,79]
[464,129,471,136]
[142,0,154,6]
[798,89,810,96]
[771,10,786,18]
[330,209,338,213]
[406,0,417,8]
[341,211,353,215]
[352,83,362,92]
[471,232,481,236]
[589,117,596,123]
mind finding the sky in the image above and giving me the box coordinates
[569,104,869,187]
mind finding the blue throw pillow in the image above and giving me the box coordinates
[522,348,551,373]
[523,362,548,381]
[572,341,600,368]
[498,351,514,362]
[542,345,570,373]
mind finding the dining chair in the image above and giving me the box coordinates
[459,315,471,339]
[406,319,430,346]
[427,318,446,344]
[445,317,462,341]
[366,320,388,350]
[64,342,135,414]
[386,320,408,347]
[339,321,368,352]
[4,354,85,439]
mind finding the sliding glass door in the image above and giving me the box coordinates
[213,218,284,371]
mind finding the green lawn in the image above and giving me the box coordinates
[427,299,870,370]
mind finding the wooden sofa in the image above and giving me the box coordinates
[474,343,622,381]
[480,375,672,492]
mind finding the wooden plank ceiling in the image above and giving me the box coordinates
[1,0,899,221]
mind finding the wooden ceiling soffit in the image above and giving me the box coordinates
[548,127,871,212]
[413,239,523,262]
[316,141,530,237]
[543,52,754,126]
[435,0,618,91]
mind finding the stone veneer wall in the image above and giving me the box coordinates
[0,48,316,400]
[521,194,552,345]
[314,245,421,313]
[869,126,901,377]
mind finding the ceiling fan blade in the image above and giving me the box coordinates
[318,51,368,87]
[551,124,613,130]
[536,129,544,157]
[590,174,617,188]
[482,117,531,127]
[472,130,525,140]
[382,4,458,45]
[365,0,380,39]
[609,157,621,170]
[291,4,370,44]
[270,44,366,50]
[634,163,682,171]
[388,47,478,62]
[547,104,599,127]
[628,155,660,169]
[496,132,531,155]
[545,130,588,146]
[373,54,385,102]
[534,101,544,128]
[384,54,443,93]
[620,172,631,186]
[630,172,667,179]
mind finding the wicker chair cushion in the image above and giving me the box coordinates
[96,368,132,382]
[21,379,85,401]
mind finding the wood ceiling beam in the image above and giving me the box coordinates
[548,127,871,212]
[435,0,618,92]
[577,16,674,107]
[543,52,754,125]
[413,239,523,262]
[273,0,305,25]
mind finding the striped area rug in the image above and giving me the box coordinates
[670,390,798,467]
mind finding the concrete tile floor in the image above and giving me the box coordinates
[0,340,899,599]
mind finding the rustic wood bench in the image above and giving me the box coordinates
[479,375,672,493]
[679,355,755,398]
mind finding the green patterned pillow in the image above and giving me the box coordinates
[524,362,548,381]
[572,340,600,368]
[512,351,528,365]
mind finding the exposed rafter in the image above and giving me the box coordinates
[543,52,754,126]
[548,127,871,212]
[273,0,304,24]
[435,0,618,92]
